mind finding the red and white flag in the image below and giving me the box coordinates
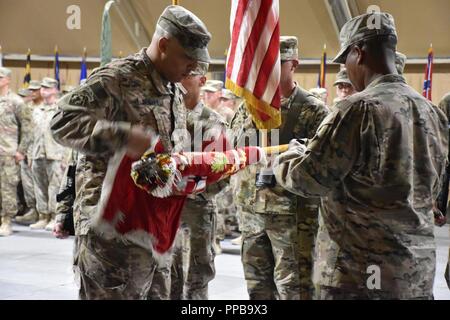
[226,0,281,129]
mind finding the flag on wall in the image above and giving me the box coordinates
[422,44,433,101]
[80,47,87,83]
[23,48,31,88]
[54,45,60,90]
[317,44,326,88]
[225,0,281,129]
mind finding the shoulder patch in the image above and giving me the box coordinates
[89,80,109,101]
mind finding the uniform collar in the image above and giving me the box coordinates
[281,83,299,110]
[366,74,406,90]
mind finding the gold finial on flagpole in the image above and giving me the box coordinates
[172,0,179,5]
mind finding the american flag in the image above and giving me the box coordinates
[422,45,433,101]
[225,0,281,129]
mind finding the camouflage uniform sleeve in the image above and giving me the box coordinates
[274,101,365,197]
[50,70,131,155]
[15,98,28,155]
[438,93,450,122]
[304,103,330,139]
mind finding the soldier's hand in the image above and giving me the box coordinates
[53,222,70,239]
[126,126,156,160]
[15,151,25,163]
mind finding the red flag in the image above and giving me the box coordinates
[225,0,281,129]
[422,45,433,101]
[93,142,263,256]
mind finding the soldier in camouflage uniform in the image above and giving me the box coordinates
[231,37,329,300]
[0,67,27,236]
[438,92,450,290]
[15,80,43,225]
[332,69,355,105]
[29,78,67,231]
[202,80,223,112]
[50,5,211,300]
[273,12,448,299]
[170,62,227,300]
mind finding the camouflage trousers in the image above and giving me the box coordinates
[170,198,216,300]
[147,258,171,300]
[20,159,36,209]
[74,232,158,300]
[0,156,19,218]
[240,210,300,300]
[297,196,320,300]
[214,186,238,240]
[31,158,64,216]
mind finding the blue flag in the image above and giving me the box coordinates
[54,46,60,90]
[80,47,87,83]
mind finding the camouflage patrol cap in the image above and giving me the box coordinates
[333,12,397,64]
[0,67,12,78]
[202,80,223,93]
[41,77,58,88]
[28,80,41,90]
[189,61,209,76]
[333,68,352,86]
[157,5,211,63]
[18,88,32,97]
[395,51,407,75]
[280,36,298,61]
[221,89,238,100]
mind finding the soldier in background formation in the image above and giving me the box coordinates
[332,68,355,104]
[202,80,223,112]
[15,80,43,225]
[231,36,329,300]
[273,12,447,299]
[29,77,67,231]
[0,67,27,236]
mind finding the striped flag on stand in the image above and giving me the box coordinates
[317,44,326,88]
[225,0,281,129]
[422,44,433,101]
[23,49,31,88]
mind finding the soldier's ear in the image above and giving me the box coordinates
[158,37,170,55]
[355,46,365,66]
[199,76,207,87]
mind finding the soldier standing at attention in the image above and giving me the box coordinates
[0,67,27,237]
[15,80,43,225]
[231,36,329,300]
[273,12,448,299]
[50,5,211,300]
[29,77,67,231]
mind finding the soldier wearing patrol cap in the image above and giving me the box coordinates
[50,5,211,299]
[232,36,329,299]
[0,67,27,236]
[168,61,228,300]
[14,80,43,225]
[29,77,67,232]
[332,68,355,104]
[274,12,448,299]
[202,80,223,111]
[18,88,32,103]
